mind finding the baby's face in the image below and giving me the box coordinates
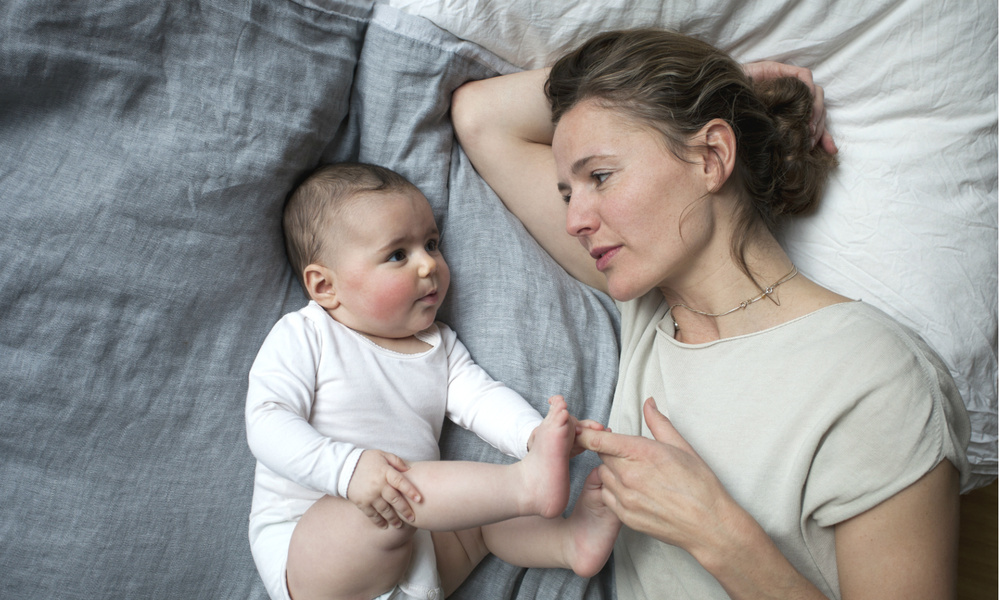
[326,188,450,340]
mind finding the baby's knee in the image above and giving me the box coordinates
[287,502,417,599]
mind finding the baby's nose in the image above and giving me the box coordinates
[418,255,436,278]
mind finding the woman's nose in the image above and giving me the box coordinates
[565,195,599,238]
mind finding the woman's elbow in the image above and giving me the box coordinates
[451,80,490,147]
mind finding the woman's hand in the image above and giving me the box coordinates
[743,60,838,155]
[345,449,422,529]
[573,418,607,458]
[576,397,739,555]
[578,397,829,599]
[526,395,604,458]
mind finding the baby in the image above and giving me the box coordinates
[245,163,619,600]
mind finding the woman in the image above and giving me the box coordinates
[451,29,970,599]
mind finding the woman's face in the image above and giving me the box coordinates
[552,100,714,301]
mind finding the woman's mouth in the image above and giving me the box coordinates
[590,246,621,272]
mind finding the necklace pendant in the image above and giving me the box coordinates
[667,265,798,322]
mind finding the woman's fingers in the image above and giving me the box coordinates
[576,426,633,458]
[578,397,693,458]
[642,398,697,456]
[742,60,837,153]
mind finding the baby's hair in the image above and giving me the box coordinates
[283,162,418,290]
[546,28,837,280]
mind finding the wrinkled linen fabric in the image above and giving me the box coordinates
[0,2,620,598]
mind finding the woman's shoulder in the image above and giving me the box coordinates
[800,302,972,520]
[805,301,946,365]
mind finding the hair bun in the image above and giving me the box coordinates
[752,76,838,219]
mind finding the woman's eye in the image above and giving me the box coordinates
[593,171,610,184]
[388,250,406,262]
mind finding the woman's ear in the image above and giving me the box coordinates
[697,119,737,193]
[303,263,339,310]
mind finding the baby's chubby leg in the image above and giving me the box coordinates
[478,467,622,577]
[286,495,416,600]
[284,397,576,600]
[401,395,575,530]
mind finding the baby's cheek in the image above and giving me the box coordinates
[363,279,414,320]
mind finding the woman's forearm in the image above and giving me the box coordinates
[691,505,828,600]
[450,68,606,289]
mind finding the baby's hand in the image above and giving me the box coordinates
[346,449,422,529]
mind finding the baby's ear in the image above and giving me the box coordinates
[303,264,339,309]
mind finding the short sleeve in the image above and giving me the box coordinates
[804,315,971,527]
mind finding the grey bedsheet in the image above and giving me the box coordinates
[0,1,620,598]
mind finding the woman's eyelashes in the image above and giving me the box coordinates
[559,170,611,203]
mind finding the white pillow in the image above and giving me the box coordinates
[391,0,998,490]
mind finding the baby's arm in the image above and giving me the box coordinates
[440,329,543,458]
[245,312,419,527]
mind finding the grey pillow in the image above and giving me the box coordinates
[1,0,367,597]
[328,6,621,598]
[0,1,620,599]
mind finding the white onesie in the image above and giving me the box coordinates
[246,301,543,600]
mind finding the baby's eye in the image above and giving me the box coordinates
[425,239,439,253]
[388,250,407,262]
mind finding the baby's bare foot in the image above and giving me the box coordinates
[566,467,621,577]
[521,395,574,519]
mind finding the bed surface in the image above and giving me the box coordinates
[0,0,995,598]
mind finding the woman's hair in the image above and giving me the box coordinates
[283,162,417,289]
[546,28,837,279]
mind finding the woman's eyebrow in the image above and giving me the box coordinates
[571,154,612,175]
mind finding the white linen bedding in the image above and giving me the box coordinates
[389,0,999,489]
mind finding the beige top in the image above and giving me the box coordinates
[610,292,970,599]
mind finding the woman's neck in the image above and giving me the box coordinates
[657,234,829,343]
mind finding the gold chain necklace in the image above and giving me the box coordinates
[669,265,798,330]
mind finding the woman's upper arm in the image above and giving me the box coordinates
[451,71,606,292]
[834,460,961,599]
